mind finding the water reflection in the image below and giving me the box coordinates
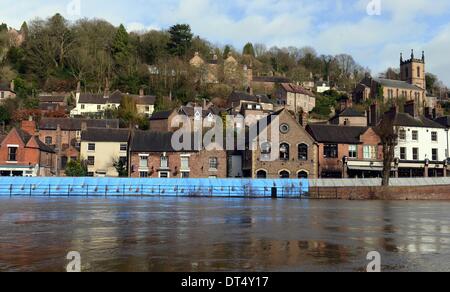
[0,198,449,272]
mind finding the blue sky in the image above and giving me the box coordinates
[2,0,450,86]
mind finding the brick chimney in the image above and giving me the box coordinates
[368,102,379,127]
[299,110,309,128]
[139,88,144,97]
[404,100,418,118]
[21,116,36,136]
[339,96,352,112]
[81,122,88,132]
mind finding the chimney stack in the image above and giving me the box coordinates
[81,122,87,132]
[104,78,110,98]
[404,100,418,118]
[21,116,36,136]
[76,81,81,93]
[299,110,309,128]
[139,88,144,97]
[10,80,15,92]
[369,102,379,127]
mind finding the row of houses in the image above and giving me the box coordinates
[1,97,450,179]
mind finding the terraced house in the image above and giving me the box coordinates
[129,131,227,179]
[0,121,55,177]
[80,128,130,177]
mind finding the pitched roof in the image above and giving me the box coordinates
[393,113,445,128]
[252,76,291,83]
[0,83,14,93]
[78,93,107,104]
[39,118,120,131]
[435,116,450,128]
[130,131,176,152]
[373,78,423,91]
[337,108,366,117]
[179,106,211,118]
[11,128,55,153]
[81,128,130,142]
[280,83,315,97]
[39,96,65,103]
[229,91,273,105]
[149,110,174,120]
[78,90,155,105]
[307,124,368,144]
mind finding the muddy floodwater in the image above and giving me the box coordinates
[0,197,449,272]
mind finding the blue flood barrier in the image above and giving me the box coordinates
[0,177,309,199]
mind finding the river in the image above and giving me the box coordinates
[0,197,449,272]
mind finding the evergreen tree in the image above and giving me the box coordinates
[243,42,255,57]
[167,24,193,57]
[223,45,231,58]
[111,24,130,65]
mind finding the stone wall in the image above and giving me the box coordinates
[309,185,450,200]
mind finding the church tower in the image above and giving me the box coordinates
[400,49,426,90]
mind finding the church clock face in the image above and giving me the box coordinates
[280,123,290,134]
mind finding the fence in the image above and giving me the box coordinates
[0,177,309,199]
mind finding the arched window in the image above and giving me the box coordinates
[280,171,290,179]
[298,144,308,161]
[280,143,290,161]
[298,171,308,179]
[256,170,267,179]
[417,66,420,78]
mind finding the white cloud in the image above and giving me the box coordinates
[0,0,449,85]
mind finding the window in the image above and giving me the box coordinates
[412,131,418,141]
[431,132,438,142]
[261,142,271,154]
[349,145,357,159]
[0,92,4,99]
[405,67,409,78]
[88,143,96,151]
[298,171,308,179]
[8,147,18,161]
[363,146,377,160]
[139,155,148,168]
[432,149,438,161]
[120,144,127,152]
[119,156,127,165]
[181,172,190,178]
[97,105,101,110]
[209,157,218,170]
[280,143,290,160]
[417,66,421,78]
[399,129,406,141]
[45,136,53,145]
[181,156,189,170]
[81,104,85,110]
[324,144,338,159]
[87,172,94,177]
[87,156,95,165]
[159,172,169,178]
[145,106,150,112]
[280,171,290,179]
[140,171,148,178]
[160,155,168,168]
[413,148,419,160]
[400,147,407,160]
[256,170,267,179]
[298,144,308,161]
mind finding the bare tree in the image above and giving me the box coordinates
[376,108,398,186]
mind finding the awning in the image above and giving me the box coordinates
[348,165,383,172]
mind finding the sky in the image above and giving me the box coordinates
[1,0,450,86]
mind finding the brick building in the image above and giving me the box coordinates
[129,131,227,178]
[0,122,55,177]
[242,108,318,179]
[307,124,383,178]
